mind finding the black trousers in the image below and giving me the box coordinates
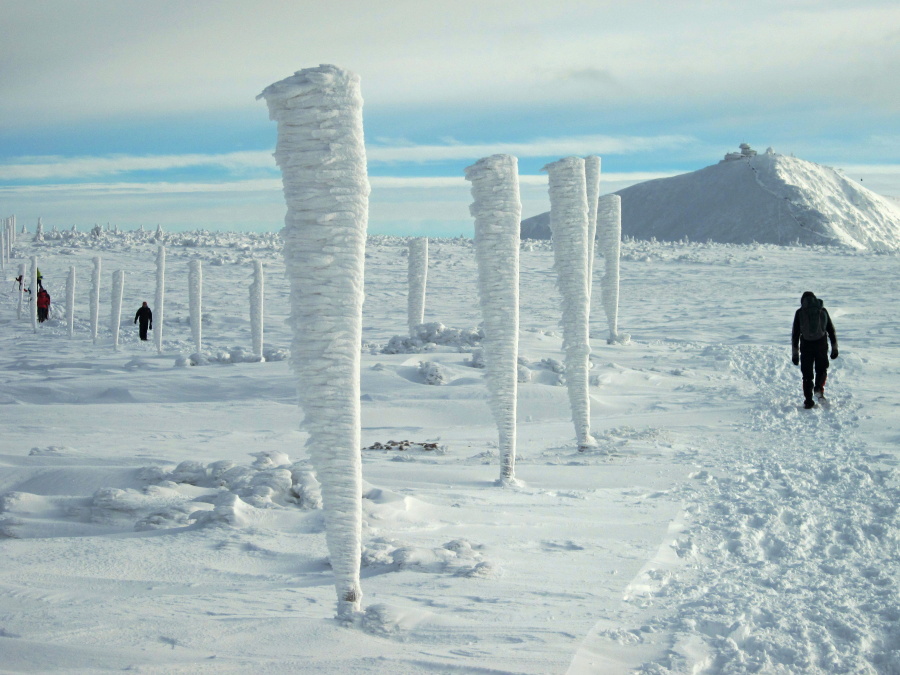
[138,321,150,340]
[800,336,829,400]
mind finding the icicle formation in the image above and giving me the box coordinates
[250,260,265,361]
[90,257,102,343]
[66,266,76,338]
[30,257,38,332]
[17,263,25,319]
[258,64,369,619]
[407,238,428,334]
[598,194,624,344]
[584,156,601,297]
[155,246,166,354]
[189,259,202,354]
[544,157,596,450]
[465,154,522,484]
[110,270,125,350]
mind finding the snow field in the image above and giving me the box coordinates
[0,232,898,673]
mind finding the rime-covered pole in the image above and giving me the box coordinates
[17,263,25,319]
[258,64,369,619]
[1,225,7,270]
[466,154,521,484]
[598,195,623,343]
[544,157,595,450]
[110,270,124,350]
[584,156,601,299]
[66,266,76,338]
[30,256,38,332]
[155,246,166,354]
[189,259,202,353]
[90,257,102,342]
[407,238,428,334]
[250,260,265,361]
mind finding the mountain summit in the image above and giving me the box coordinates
[521,147,900,250]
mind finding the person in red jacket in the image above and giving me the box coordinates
[36,288,51,322]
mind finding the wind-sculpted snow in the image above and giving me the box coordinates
[381,321,483,354]
[110,270,124,350]
[407,238,428,334]
[154,246,165,354]
[466,154,522,484]
[597,194,626,344]
[250,259,265,361]
[258,64,369,619]
[544,157,595,449]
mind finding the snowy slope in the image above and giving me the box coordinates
[522,152,900,250]
[1,231,899,673]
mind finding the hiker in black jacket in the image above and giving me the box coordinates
[792,291,838,408]
[134,302,153,341]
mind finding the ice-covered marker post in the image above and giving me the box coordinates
[66,266,76,338]
[250,259,265,361]
[110,270,124,350]
[90,257,101,343]
[30,256,38,332]
[189,259,202,354]
[598,195,624,344]
[584,155,601,298]
[258,64,369,619]
[466,154,522,485]
[544,157,596,450]
[17,263,25,319]
[407,238,428,335]
[155,246,166,354]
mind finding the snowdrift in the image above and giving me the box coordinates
[522,151,900,250]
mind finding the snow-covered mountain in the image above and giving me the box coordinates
[522,148,900,250]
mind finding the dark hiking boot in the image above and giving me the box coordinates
[804,399,816,409]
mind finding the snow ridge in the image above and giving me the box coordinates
[466,153,522,484]
[258,64,370,619]
[544,157,595,449]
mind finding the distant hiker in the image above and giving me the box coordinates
[37,288,51,322]
[36,268,43,290]
[792,291,838,408]
[14,275,30,294]
[134,301,153,341]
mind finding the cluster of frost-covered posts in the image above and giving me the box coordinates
[258,64,369,620]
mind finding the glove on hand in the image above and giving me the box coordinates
[830,347,839,359]
[791,351,799,366]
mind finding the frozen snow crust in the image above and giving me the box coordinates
[522,151,900,250]
[1,230,899,673]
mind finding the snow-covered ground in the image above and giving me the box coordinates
[1,231,898,673]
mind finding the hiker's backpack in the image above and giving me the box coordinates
[799,298,827,340]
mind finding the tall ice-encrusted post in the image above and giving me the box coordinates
[258,64,369,619]
[407,238,428,335]
[91,257,102,343]
[466,154,522,485]
[155,246,166,354]
[598,194,624,344]
[544,157,596,450]
[250,260,265,361]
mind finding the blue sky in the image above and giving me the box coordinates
[1,0,898,236]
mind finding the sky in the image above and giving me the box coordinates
[1,0,898,237]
